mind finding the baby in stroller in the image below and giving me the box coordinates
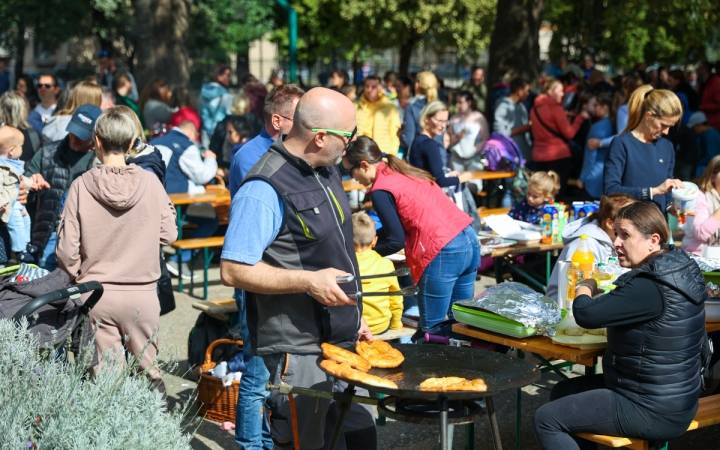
[0,263,103,364]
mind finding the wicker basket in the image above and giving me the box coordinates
[194,338,243,423]
[206,174,230,223]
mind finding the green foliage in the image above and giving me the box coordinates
[271,0,495,64]
[189,0,274,64]
[544,0,720,67]
[0,0,94,55]
[0,318,193,448]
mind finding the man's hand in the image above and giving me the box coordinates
[17,183,27,205]
[202,150,217,160]
[30,174,50,191]
[587,138,601,150]
[307,268,357,307]
[357,317,373,344]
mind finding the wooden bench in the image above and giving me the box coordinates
[576,394,720,449]
[172,236,225,300]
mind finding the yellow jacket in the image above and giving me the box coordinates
[354,92,401,155]
[355,249,403,334]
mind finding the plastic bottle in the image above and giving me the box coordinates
[566,261,583,303]
[541,213,553,244]
[571,234,595,276]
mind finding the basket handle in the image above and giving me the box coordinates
[204,338,243,366]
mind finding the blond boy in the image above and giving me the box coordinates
[352,211,403,335]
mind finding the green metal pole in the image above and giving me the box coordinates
[276,0,297,83]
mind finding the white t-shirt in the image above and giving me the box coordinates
[34,103,57,122]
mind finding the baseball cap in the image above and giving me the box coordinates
[66,104,102,141]
[686,111,707,129]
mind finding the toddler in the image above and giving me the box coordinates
[352,212,403,335]
[0,126,37,262]
[508,170,560,224]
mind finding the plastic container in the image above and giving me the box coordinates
[566,261,585,304]
[541,213,553,244]
[672,181,699,219]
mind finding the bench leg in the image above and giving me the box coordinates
[650,442,669,450]
[203,248,214,301]
[189,252,195,297]
[177,249,183,292]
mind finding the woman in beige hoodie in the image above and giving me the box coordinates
[56,108,177,388]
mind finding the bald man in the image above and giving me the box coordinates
[220,88,376,450]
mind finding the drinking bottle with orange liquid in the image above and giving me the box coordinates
[569,234,595,296]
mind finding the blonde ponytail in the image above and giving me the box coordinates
[416,71,439,102]
[622,85,683,134]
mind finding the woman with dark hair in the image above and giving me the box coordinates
[15,75,39,108]
[170,86,201,133]
[535,201,708,449]
[343,136,480,332]
[447,90,489,172]
[330,69,350,91]
[139,78,174,129]
[225,115,253,157]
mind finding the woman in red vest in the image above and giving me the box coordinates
[343,136,480,331]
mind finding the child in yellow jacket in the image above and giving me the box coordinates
[352,212,403,335]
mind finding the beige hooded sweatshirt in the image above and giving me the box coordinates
[56,164,178,288]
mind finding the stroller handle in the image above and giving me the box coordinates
[12,281,104,322]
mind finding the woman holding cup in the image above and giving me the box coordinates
[603,85,684,213]
[681,154,720,254]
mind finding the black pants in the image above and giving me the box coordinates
[532,158,572,202]
[533,374,618,450]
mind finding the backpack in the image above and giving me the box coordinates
[479,133,530,202]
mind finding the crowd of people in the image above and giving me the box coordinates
[0,51,719,450]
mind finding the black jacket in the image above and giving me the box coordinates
[601,246,706,415]
[127,146,167,187]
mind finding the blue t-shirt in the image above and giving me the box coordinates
[229,128,275,197]
[603,132,675,212]
[221,179,284,265]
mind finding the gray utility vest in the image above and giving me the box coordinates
[603,245,707,415]
[243,139,362,356]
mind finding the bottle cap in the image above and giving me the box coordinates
[580,234,587,239]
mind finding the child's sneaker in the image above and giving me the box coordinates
[25,243,38,255]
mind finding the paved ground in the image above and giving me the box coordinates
[159,266,720,449]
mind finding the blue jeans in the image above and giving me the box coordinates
[170,215,219,263]
[7,202,30,252]
[235,289,272,449]
[40,231,57,271]
[416,226,480,330]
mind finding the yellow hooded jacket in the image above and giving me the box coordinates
[355,249,403,335]
[354,91,401,155]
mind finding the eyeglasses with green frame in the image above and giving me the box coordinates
[311,126,357,146]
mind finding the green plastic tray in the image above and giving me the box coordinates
[452,304,538,338]
[703,272,720,285]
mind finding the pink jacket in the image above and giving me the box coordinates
[56,164,178,287]
[680,190,720,255]
[530,94,586,162]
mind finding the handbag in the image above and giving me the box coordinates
[158,248,175,315]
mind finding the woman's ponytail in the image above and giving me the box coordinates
[416,71,439,102]
[622,85,683,134]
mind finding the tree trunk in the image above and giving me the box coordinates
[487,0,543,88]
[398,36,417,77]
[134,0,191,92]
[14,21,26,84]
[236,45,250,81]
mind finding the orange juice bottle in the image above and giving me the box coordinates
[571,234,595,277]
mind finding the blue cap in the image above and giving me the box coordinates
[66,104,102,141]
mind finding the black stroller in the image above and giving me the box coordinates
[0,265,103,352]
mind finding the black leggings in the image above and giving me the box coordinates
[533,374,618,450]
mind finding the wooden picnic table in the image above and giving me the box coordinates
[168,191,230,206]
[342,171,517,192]
[488,241,564,292]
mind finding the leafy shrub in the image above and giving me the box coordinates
[0,318,193,449]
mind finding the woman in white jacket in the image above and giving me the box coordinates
[546,193,636,300]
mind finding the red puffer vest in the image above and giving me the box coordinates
[369,162,472,283]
